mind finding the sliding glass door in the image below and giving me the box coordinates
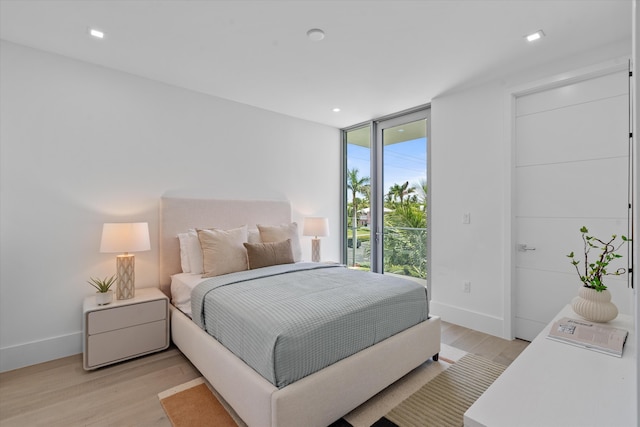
[343,108,430,286]
[379,114,428,279]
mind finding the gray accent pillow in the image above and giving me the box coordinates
[244,239,294,270]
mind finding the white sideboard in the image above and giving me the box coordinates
[465,305,636,427]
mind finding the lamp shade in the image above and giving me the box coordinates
[302,217,329,238]
[100,222,151,253]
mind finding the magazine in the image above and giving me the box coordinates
[546,317,628,357]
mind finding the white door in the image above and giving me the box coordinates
[514,70,630,341]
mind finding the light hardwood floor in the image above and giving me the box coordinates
[0,322,528,427]
[441,321,530,366]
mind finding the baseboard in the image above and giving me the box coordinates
[0,331,82,373]
[430,301,507,339]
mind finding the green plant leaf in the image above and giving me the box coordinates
[87,275,117,293]
[568,227,629,291]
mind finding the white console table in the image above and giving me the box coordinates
[465,305,636,427]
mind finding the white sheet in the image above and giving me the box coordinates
[170,272,207,317]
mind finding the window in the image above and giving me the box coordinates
[342,107,430,288]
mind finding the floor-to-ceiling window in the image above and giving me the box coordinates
[344,125,372,270]
[343,107,430,287]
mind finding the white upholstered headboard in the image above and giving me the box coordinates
[159,197,292,294]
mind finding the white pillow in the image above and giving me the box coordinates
[197,225,248,278]
[177,232,191,273]
[186,230,204,274]
[257,222,302,262]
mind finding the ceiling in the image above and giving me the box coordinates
[0,0,632,128]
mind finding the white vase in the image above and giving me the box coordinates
[571,287,618,323]
[95,290,113,306]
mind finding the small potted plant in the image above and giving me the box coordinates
[88,275,117,305]
[566,226,630,322]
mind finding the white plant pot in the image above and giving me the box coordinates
[95,290,113,306]
[571,287,618,323]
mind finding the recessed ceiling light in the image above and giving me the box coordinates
[307,28,325,41]
[332,108,341,112]
[89,28,105,39]
[525,30,544,42]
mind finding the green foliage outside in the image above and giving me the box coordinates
[346,168,427,279]
[383,204,427,279]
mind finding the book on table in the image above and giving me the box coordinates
[546,317,628,357]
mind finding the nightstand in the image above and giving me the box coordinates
[83,287,169,370]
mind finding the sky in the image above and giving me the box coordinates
[347,137,427,202]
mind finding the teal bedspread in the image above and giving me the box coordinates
[191,263,429,388]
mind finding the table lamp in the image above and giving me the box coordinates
[303,217,329,262]
[100,222,150,299]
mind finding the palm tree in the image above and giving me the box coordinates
[361,182,371,207]
[399,181,415,204]
[388,183,404,204]
[347,168,370,265]
[388,181,415,205]
[347,168,370,222]
[414,178,428,211]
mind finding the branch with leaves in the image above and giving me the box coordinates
[566,226,630,292]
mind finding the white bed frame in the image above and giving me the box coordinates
[160,197,441,427]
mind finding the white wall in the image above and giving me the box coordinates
[430,40,632,338]
[430,82,508,336]
[633,0,640,420]
[0,41,340,372]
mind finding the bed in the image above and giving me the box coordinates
[159,197,441,427]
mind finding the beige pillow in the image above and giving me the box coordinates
[257,223,301,262]
[247,228,261,244]
[244,239,294,270]
[197,225,248,278]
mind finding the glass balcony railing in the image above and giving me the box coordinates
[346,226,427,285]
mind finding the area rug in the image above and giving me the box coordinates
[340,349,462,426]
[158,377,238,426]
[158,344,469,427]
[158,346,499,427]
[370,353,507,427]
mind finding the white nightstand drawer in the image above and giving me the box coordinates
[83,288,170,370]
[87,319,168,368]
[87,299,167,335]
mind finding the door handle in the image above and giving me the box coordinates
[517,244,536,252]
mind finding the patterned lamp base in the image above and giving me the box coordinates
[116,254,136,300]
[311,238,321,262]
